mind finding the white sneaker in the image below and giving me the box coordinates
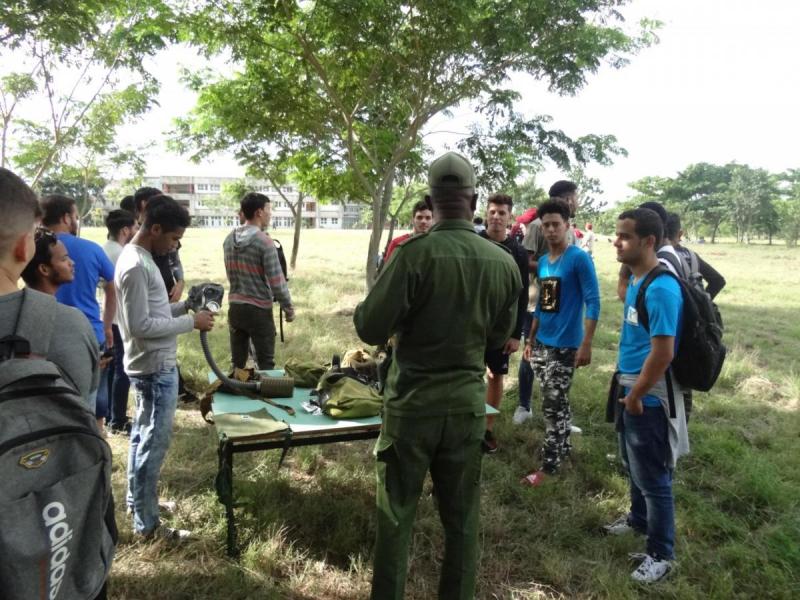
[512,406,533,425]
[569,423,583,434]
[603,515,635,535]
[631,554,673,583]
[159,500,177,514]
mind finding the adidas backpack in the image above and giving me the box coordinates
[0,289,116,600]
[635,265,726,393]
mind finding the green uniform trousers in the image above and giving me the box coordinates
[371,412,485,600]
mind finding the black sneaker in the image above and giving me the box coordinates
[482,430,498,454]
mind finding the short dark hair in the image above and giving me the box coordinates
[666,212,681,241]
[549,180,577,199]
[487,193,513,210]
[618,208,663,247]
[21,227,59,286]
[134,186,162,216]
[105,209,136,239]
[412,199,431,216]
[40,194,76,227]
[240,192,270,220]
[142,195,191,233]
[473,216,484,225]
[638,201,668,228]
[538,199,570,222]
[0,167,39,256]
[120,195,135,214]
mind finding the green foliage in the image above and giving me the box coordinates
[0,0,174,186]
[177,0,656,285]
[624,162,796,244]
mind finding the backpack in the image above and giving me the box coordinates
[311,357,383,419]
[656,247,689,279]
[0,290,116,600]
[273,239,289,282]
[635,266,726,394]
[284,358,327,388]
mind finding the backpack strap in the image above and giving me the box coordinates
[15,288,58,356]
[634,265,671,332]
[656,249,686,279]
[633,269,679,419]
[0,289,57,360]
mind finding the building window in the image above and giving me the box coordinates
[320,217,328,225]
[163,183,193,194]
[196,183,209,192]
[331,217,339,225]
[304,201,316,212]
[209,183,220,192]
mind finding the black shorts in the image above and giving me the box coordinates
[484,347,510,375]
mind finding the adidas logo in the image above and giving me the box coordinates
[42,502,73,599]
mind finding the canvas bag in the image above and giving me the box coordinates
[0,290,116,600]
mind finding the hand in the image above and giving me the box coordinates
[485,365,494,380]
[522,343,532,362]
[99,355,113,369]
[503,338,520,355]
[619,394,643,416]
[193,310,215,332]
[574,344,592,368]
[284,306,296,322]
[169,280,185,303]
[104,327,114,349]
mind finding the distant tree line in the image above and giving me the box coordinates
[595,163,800,246]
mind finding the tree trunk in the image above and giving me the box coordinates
[365,171,395,289]
[383,217,397,256]
[290,197,303,269]
[711,221,720,244]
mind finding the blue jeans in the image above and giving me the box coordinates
[95,342,111,421]
[518,312,534,410]
[108,325,131,430]
[518,358,534,410]
[619,406,675,560]
[127,365,179,535]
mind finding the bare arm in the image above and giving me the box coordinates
[103,281,116,348]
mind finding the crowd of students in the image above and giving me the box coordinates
[358,153,725,598]
[1,154,726,598]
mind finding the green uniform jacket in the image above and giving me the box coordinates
[354,219,522,418]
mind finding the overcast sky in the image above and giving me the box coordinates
[124,0,800,206]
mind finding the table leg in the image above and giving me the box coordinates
[217,440,239,557]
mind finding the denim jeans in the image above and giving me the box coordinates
[619,405,675,560]
[108,325,131,430]
[95,342,111,421]
[517,358,534,410]
[127,365,179,535]
[518,312,534,410]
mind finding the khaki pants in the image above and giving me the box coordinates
[371,412,484,600]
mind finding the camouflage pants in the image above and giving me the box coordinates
[531,343,576,474]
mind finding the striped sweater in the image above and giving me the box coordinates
[223,225,293,311]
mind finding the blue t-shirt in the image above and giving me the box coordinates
[534,245,601,349]
[618,271,683,407]
[55,233,115,344]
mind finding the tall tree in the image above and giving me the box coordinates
[180,0,657,286]
[1,0,174,186]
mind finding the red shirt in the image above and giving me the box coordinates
[384,233,412,261]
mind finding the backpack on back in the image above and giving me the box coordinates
[635,266,726,393]
[0,290,115,600]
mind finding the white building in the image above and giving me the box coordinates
[139,175,364,229]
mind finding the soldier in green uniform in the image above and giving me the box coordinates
[354,152,522,600]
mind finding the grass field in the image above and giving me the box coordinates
[81,226,800,599]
